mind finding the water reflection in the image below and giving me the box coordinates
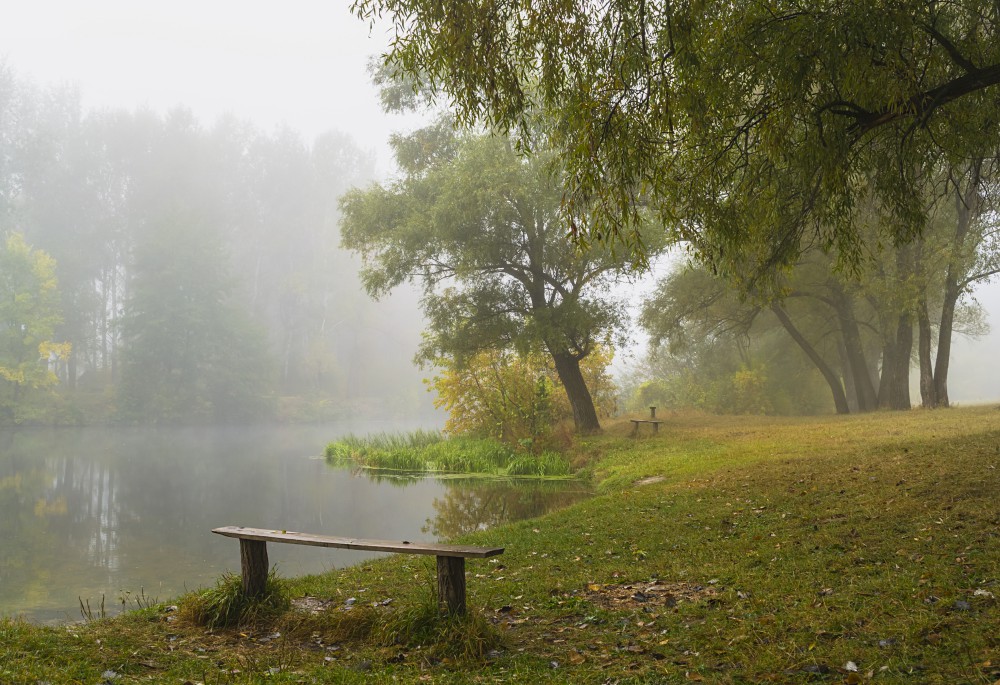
[424,479,589,538]
[0,426,588,623]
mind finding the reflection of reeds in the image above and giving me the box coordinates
[324,432,571,477]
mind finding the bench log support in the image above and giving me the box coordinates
[436,556,467,614]
[213,526,503,616]
[240,539,269,597]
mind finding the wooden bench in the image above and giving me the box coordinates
[631,405,664,435]
[212,526,504,615]
[630,419,664,434]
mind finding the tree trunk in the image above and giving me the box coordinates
[933,159,982,408]
[893,313,913,410]
[933,282,958,409]
[917,298,937,408]
[829,284,878,411]
[836,341,859,413]
[878,314,913,411]
[771,304,850,414]
[550,350,601,433]
[67,352,77,391]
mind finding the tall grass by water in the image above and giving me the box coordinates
[324,430,572,477]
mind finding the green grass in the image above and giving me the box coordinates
[180,569,290,629]
[326,431,573,477]
[3,406,1000,683]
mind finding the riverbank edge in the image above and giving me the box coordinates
[2,406,999,684]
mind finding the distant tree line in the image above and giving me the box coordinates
[633,164,1000,415]
[0,64,424,424]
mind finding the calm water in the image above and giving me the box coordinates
[0,424,588,623]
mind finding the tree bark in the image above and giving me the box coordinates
[550,350,602,433]
[878,313,913,411]
[933,282,957,408]
[932,165,980,409]
[67,352,77,391]
[836,340,859,413]
[917,298,937,408]
[771,304,850,414]
[829,284,878,411]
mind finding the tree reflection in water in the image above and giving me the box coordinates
[342,470,590,539]
[425,480,589,538]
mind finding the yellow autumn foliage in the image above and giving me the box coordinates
[429,347,616,443]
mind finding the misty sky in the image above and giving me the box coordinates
[1,0,998,403]
[0,0,419,174]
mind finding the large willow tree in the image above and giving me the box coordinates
[354,0,1000,282]
[341,123,653,433]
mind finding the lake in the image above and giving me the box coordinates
[0,423,589,623]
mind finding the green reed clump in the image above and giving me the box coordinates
[373,586,504,660]
[181,570,289,629]
[325,432,572,477]
[324,429,443,463]
[505,450,571,476]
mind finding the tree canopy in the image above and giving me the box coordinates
[356,0,1000,281]
[341,123,656,432]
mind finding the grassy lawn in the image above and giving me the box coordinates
[2,407,999,684]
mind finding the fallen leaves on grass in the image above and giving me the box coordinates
[582,580,719,611]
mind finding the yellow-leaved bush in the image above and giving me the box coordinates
[429,347,616,445]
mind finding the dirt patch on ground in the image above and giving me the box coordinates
[291,596,336,615]
[582,580,719,611]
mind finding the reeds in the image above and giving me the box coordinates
[325,430,571,477]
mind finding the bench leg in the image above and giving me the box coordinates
[436,556,466,615]
[239,539,269,597]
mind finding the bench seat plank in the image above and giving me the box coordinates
[630,418,664,435]
[212,526,504,559]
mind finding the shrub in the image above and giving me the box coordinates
[429,347,616,444]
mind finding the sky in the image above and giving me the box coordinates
[1,0,998,403]
[0,0,417,174]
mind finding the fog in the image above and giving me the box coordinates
[0,2,443,424]
[1,1,998,424]
[944,286,1000,404]
[1,1,416,174]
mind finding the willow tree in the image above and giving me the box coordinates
[354,0,1000,281]
[341,123,653,433]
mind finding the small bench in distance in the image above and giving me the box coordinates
[630,419,664,434]
[212,526,504,615]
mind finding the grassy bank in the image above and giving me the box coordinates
[325,431,573,477]
[3,407,999,683]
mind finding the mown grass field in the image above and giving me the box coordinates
[2,407,998,684]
